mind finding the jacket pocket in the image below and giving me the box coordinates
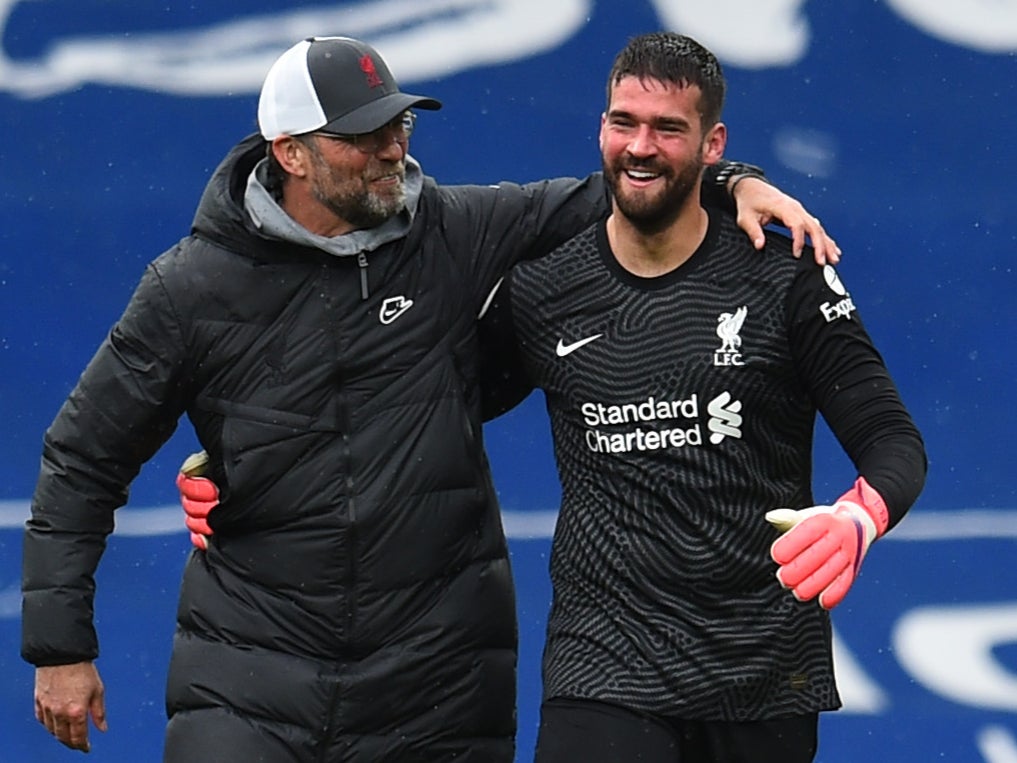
[195,396,341,530]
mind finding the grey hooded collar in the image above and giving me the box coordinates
[243,154,424,257]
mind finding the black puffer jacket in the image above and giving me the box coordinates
[22,134,745,761]
[22,134,608,762]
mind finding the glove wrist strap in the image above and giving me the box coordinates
[836,477,889,538]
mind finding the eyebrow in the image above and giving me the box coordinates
[606,109,692,129]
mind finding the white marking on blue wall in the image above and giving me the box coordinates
[4,500,1017,541]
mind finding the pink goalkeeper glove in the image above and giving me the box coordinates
[766,478,889,609]
[176,450,217,551]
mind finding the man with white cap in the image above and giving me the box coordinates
[22,36,836,761]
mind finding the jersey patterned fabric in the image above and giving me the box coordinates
[503,212,897,721]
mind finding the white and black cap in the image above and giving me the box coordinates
[258,36,442,140]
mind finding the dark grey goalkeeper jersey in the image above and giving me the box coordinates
[481,212,926,721]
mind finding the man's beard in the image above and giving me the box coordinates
[604,151,703,234]
[309,151,407,230]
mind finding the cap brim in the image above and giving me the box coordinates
[320,92,442,135]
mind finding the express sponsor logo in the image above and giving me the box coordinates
[820,265,857,322]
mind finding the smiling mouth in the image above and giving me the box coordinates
[624,169,662,183]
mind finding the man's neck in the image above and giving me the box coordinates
[605,201,709,278]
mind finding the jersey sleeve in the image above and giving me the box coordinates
[786,257,927,529]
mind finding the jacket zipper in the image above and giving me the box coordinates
[345,462,357,641]
[339,401,357,656]
[322,261,358,647]
[319,259,350,763]
[357,252,369,299]
[317,670,343,763]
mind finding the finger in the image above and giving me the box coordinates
[813,231,842,266]
[789,220,806,258]
[182,499,215,524]
[805,219,828,265]
[185,512,212,534]
[190,531,209,550]
[40,703,55,734]
[805,218,842,266]
[51,715,68,746]
[818,568,854,609]
[774,530,844,587]
[90,692,109,734]
[765,508,801,533]
[51,715,83,752]
[784,546,851,599]
[770,515,833,563]
[827,237,842,264]
[177,474,219,502]
[820,232,842,265]
[180,450,209,477]
[66,708,91,752]
[737,213,766,250]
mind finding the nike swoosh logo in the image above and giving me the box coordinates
[380,296,413,325]
[555,334,603,357]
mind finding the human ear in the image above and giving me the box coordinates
[273,136,309,177]
[703,121,727,165]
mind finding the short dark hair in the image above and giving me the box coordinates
[264,143,286,200]
[606,32,726,129]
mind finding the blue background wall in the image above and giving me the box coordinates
[2,1,1016,760]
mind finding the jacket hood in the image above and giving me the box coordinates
[191,133,268,256]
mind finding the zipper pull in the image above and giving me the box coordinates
[357,252,369,300]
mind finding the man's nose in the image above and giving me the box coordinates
[626,125,658,155]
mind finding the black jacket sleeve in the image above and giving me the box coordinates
[787,253,927,529]
[478,275,534,421]
[22,263,189,666]
[702,160,766,213]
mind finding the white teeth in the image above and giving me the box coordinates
[626,170,657,179]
